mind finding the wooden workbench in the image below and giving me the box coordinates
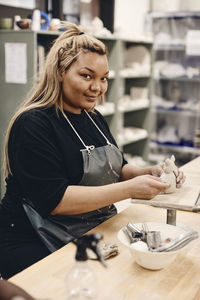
[10,157,200,300]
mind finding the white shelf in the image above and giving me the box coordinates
[120,36,153,44]
[94,35,117,41]
[150,11,200,18]
[119,98,150,112]
[150,142,200,155]
[154,76,200,82]
[148,152,167,164]
[121,74,151,79]
[120,68,151,78]
[154,44,185,51]
[151,107,200,117]
[117,127,148,147]
[124,153,148,167]
[96,102,115,116]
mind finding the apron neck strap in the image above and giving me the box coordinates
[62,110,112,154]
[84,110,112,146]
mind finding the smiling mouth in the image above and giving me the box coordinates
[84,95,98,102]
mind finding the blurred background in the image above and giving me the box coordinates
[1,0,200,196]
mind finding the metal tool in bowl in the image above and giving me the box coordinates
[122,226,142,244]
[126,222,146,240]
[146,231,162,249]
[122,226,135,244]
[151,230,198,252]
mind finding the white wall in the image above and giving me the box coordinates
[152,0,200,12]
[0,0,35,9]
[114,0,150,38]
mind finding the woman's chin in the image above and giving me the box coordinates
[82,103,96,111]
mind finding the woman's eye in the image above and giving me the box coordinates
[81,74,91,79]
[101,77,108,82]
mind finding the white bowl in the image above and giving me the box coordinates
[117,222,191,270]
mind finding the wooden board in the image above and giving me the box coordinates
[132,184,200,211]
[132,156,200,212]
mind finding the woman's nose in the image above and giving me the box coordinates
[90,81,101,92]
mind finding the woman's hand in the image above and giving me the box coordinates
[173,167,186,188]
[149,163,186,188]
[127,175,170,200]
[150,163,164,177]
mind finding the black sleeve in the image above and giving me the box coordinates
[94,109,128,167]
[9,111,69,217]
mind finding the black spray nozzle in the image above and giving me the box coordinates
[73,233,107,268]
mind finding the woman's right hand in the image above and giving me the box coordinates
[126,175,170,200]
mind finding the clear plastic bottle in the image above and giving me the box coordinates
[66,261,97,299]
[66,234,106,300]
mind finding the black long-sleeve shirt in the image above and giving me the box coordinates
[0,107,127,232]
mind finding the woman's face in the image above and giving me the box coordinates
[60,51,109,114]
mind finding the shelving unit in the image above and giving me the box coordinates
[0,30,153,197]
[117,38,153,162]
[150,11,200,166]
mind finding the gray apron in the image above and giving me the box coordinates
[23,110,123,252]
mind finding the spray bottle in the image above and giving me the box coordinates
[66,233,107,300]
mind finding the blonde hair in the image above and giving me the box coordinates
[4,22,107,178]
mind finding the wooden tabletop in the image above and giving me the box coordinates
[10,157,200,300]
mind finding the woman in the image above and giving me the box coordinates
[0,22,185,279]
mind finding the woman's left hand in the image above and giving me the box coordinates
[150,163,186,188]
[173,167,186,188]
[150,163,164,177]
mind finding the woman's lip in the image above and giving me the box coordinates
[85,95,98,101]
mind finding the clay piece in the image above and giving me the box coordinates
[160,155,176,194]
[87,243,119,260]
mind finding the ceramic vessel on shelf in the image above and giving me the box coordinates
[0,18,13,29]
[16,19,31,29]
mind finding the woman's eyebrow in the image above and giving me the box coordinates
[81,67,109,75]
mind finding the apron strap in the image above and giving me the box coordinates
[62,110,112,154]
[84,110,112,146]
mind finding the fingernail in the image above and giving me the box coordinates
[174,171,178,177]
